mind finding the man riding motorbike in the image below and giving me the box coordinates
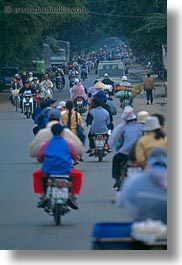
[32,123,83,210]
[101,73,115,100]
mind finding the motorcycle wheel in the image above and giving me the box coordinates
[98,150,103,162]
[54,204,61,225]
[14,97,18,111]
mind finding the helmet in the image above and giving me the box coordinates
[104,73,109,78]
[33,77,38,81]
[74,78,80,84]
[121,75,128,81]
[15,74,20,79]
[28,72,33,75]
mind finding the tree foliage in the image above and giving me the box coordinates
[0,0,167,67]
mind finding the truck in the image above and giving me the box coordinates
[0,66,20,92]
[22,59,46,79]
[97,60,125,83]
[43,40,70,72]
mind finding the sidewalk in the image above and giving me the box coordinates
[128,63,167,117]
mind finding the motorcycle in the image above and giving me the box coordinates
[94,134,107,162]
[44,175,72,225]
[81,69,87,81]
[42,85,53,99]
[55,75,63,91]
[74,96,87,115]
[22,90,34,118]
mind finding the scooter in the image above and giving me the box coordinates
[44,175,72,225]
[22,90,34,118]
[55,75,63,91]
[94,134,107,162]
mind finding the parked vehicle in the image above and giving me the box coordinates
[0,66,20,91]
[44,175,72,225]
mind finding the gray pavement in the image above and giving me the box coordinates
[0,62,167,250]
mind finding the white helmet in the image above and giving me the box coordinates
[104,73,109,78]
[121,75,128,81]
[74,78,80,84]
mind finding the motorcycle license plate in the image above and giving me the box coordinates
[95,139,105,147]
[52,187,68,199]
[76,101,82,105]
[25,103,30,106]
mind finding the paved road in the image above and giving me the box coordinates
[0,63,167,250]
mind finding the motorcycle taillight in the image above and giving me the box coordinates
[56,180,64,187]
[96,135,104,140]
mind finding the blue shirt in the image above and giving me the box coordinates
[42,136,72,175]
[89,106,110,134]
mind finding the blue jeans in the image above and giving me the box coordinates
[146,89,153,103]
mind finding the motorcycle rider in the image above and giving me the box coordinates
[29,108,83,158]
[117,147,167,224]
[36,98,57,130]
[27,72,34,82]
[71,79,88,107]
[68,66,79,88]
[80,63,88,80]
[101,73,115,100]
[118,75,133,107]
[110,106,144,190]
[19,80,37,112]
[31,77,43,96]
[87,97,110,156]
[33,123,83,210]
[55,67,65,88]
[9,74,22,104]
[41,74,54,98]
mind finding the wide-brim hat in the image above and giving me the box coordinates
[143,116,161,131]
[137,111,149,123]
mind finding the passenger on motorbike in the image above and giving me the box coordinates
[87,97,110,156]
[32,123,83,210]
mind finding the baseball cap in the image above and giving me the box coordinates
[46,98,57,106]
[48,108,61,120]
